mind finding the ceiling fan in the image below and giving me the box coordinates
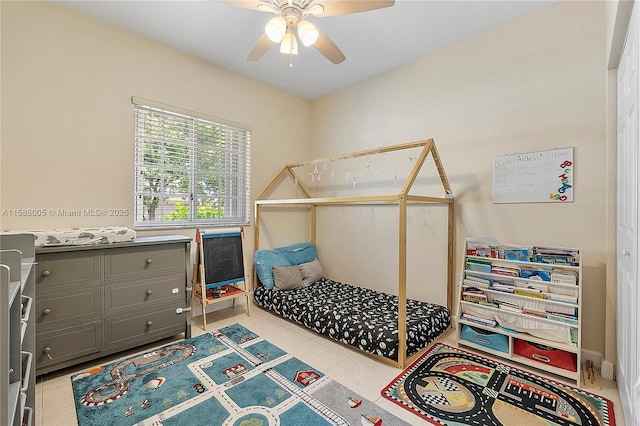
[222,0,395,65]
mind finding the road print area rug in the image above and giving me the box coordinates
[381,343,615,426]
[71,324,411,426]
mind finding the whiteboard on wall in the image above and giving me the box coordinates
[493,148,573,204]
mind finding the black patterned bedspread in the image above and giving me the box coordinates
[253,278,450,360]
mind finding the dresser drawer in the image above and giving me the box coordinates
[36,321,102,371]
[35,252,101,287]
[104,246,185,280]
[105,306,186,350]
[105,275,185,314]
[36,287,102,326]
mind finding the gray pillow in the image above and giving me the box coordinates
[273,265,303,290]
[299,258,325,287]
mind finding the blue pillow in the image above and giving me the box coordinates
[254,243,317,289]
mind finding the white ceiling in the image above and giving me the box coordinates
[52,0,554,100]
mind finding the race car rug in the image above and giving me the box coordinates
[381,343,615,426]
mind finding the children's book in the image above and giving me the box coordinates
[500,243,532,262]
[462,313,497,327]
[466,237,499,258]
[466,259,492,274]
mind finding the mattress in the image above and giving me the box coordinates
[1,227,136,247]
[253,278,450,360]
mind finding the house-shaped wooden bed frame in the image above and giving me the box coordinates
[254,139,454,368]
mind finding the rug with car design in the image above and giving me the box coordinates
[381,343,615,426]
[71,323,411,426]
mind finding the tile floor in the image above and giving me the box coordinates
[35,306,625,425]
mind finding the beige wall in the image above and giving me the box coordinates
[1,1,617,361]
[309,1,612,359]
[0,0,312,301]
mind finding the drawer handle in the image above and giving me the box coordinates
[146,258,153,265]
[146,290,153,296]
[532,353,551,363]
[42,270,51,277]
[146,321,153,327]
[43,308,51,315]
[43,346,53,360]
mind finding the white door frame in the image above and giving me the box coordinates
[616,2,640,424]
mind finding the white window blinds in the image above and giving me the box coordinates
[133,100,251,229]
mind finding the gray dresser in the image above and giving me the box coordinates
[34,235,191,375]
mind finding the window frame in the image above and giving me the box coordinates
[132,97,251,230]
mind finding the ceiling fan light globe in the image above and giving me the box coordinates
[265,16,286,43]
[279,31,298,55]
[297,20,319,46]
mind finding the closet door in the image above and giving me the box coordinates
[617,2,640,424]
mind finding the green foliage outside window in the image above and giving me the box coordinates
[163,201,222,220]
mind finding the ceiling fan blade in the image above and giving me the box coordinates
[314,29,345,64]
[246,33,274,61]
[219,1,275,13]
[312,0,395,17]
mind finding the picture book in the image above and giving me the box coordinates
[461,313,497,327]
[462,291,488,304]
[466,237,499,258]
[547,313,579,326]
[491,282,515,293]
[466,259,492,274]
[491,266,520,277]
[522,307,548,318]
[551,269,578,285]
[463,279,490,289]
[532,246,580,266]
[520,265,552,281]
[465,274,492,286]
[500,243,532,262]
[514,288,547,299]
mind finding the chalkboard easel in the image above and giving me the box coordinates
[190,227,250,330]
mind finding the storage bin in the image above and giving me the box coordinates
[514,339,577,372]
[460,324,509,353]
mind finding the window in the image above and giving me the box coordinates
[133,99,251,229]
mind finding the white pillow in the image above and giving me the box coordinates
[273,265,303,290]
[299,258,325,287]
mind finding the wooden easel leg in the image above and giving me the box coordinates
[201,298,207,330]
[189,287,194,323]
[199,262,207,330]
[190,261,198,324]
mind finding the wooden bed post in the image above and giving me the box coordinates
[398,194,408,368]
[310,204,317,245]
[253,203,260,290]
[447,202,455,311]
[429,140,455,313]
